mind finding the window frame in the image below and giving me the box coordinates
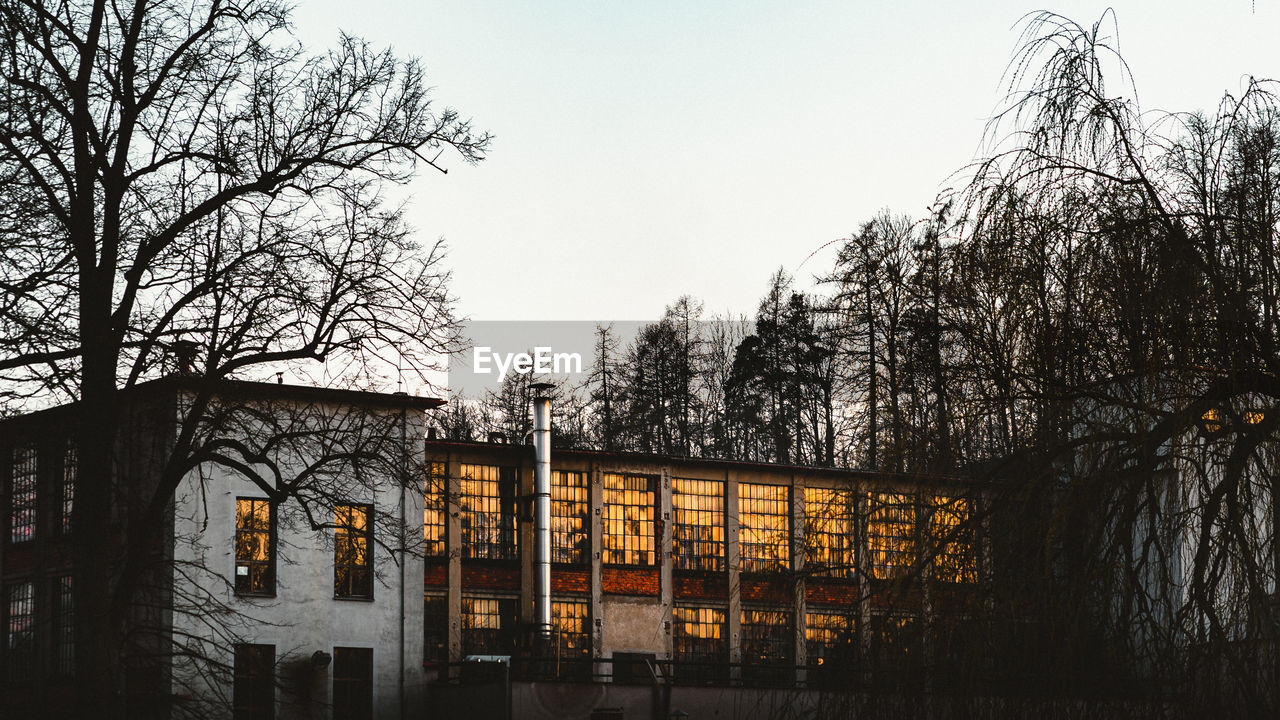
[334,503,375,600]
[672,478,725,572]
[671,604,728,684]
[459,464,519,561]
[332,646,373,720]
[232,642,275,720]
[235,497,276,597]
[601,473,658,567]
[802,487,858,578]
[738,483,791,573]
[867,492,917,581]
[5,580,36,683]
[424,461,447,559]
[8,443,38,545]
[551,470,589,565]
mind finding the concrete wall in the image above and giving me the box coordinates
[169,399,427,720]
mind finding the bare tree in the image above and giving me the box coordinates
[0,0,488,716]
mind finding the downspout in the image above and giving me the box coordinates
[531,383,554,643]
[397,400,408,720]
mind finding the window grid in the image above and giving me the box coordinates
[803,487,857,578]
[460,464,517,560]
[741,607,794,666]
[54,576,74,677]
[232,643,275,720]
[10,444,37,544]
[868,493,916,580]
[424,462,446,558]
[551,600,591,660]
[673,478,725,572]
[805,611,857,668]
[739,483,790,572]
[332,647,373,720]
[235,498,275,595]
[931,496,977,583]
[552,470,589,565]
[424,594,447,663]
[334,504,373,599]
[672,605,727,683]
[461,596,518,656]
[602,473,656,566]
[6,581,35,682]
[61,439,76,534]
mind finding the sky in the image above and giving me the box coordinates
[289,1,1280,323]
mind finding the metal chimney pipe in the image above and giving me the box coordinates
[530,382,554,641]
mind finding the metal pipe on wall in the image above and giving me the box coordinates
[531,382,554,640]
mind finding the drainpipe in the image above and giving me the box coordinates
[531,382,554,643]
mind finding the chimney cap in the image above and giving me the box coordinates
[530,382,555,397]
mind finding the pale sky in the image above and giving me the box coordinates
[290,1,1280,322]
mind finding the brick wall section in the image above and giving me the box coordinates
[601,566,660,596]
[673,572,728,600]
[461,563,521,591]
[740,576,792,604]
[805,579,858,607]
[424,562,447,588]
[551,567,590,594]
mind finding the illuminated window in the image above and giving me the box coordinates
[332,647,372,720]
[805,611,857,668]
[739,483,790,573]
[867,493,915,580]
[460,464,518,560]
[551,599,591,678]
[424,462,446,558]
[235,498,275,596]
[1245,410,1265,424]
[61,439,76,534]
[232,643,275,720]
[462,596,518,656]
[741,607,794,685]
[6,581,35,682]
[552,470,589,565]
[930,496,977,583]
[673,478,725,572]
[803,487,857,578]
[424,594,447,663]
[672,605,727,684]
[334,504,373,599]
[53,576,74,677]
[602,473,656,566]
[9,444,37,544]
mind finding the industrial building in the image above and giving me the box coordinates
[1,381,984,719]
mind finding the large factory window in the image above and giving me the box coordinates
[672,605,727,684]
[930,496,977,583]
[806,611,857,669]
[739,483,791,572]
[867,493,916,580]
[424,461,446,558]
[602,473,656,566]
[673,478,725,572]
[803,487,857,578]
[552,470,589,565]
[459,464,518,561]
[741,607,794,685]
[9,444,37,544]
[461,596,519,656]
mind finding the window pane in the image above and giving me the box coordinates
[462,596,518,656]
[551,599,591,678]
[930,496,977,583]
[803,487,857,578]
[551,470,589,565]
[459,464,517,560]
[741,608,794,684]
[424,462,446,558]
[739,484,790,572]
[806,611,857,669]
[867,493,915,580]
[10,444,37,543]
[335,504,373,598]
[61,439,76,534]
[672,605,727,684]
[54,576,74,677]
[602,474,656,566]
[673,478,725,572]
[233,643,275,720]
[332,647,372,720]
[6,581,35,682]
[235,498,275,595]
[424,594,448,663]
